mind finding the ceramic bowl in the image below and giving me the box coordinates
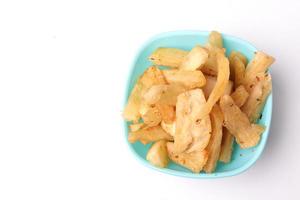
[124,30,272,178]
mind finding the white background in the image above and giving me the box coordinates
[0,0,299,199]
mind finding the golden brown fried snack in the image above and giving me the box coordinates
[251,75,272,122]
[219,85,248,163]
[185,115,211,153]
[201,31,225,75]
[123,81,144,122]
[229,51,248,66]
[155,103,175,123]
[161,121,176,137]
[201,46,226,76]
[207,31,223,48]
[162,70,206,89]
[242,73,272,122]
[146,140,169,168]
[123,67,166,121]
[218,76,234,164]
[220,95,265,148]
[202,75,233,99]
[243,51,274,90]
[231,85,249,107]
[158,84,186,106]
[143,84,186,106]
[219,128,234,163]
[128,125,173,144]
[142,84,181,124]
[149,48,188,68]
[229,55,246,88]
[198,53,230,119]
[141,105,162,127]
[204,105,224,173]
[167,142,208,173]
[180,45,208,70]
[174,89,210,153]
[142,84,168,105]
[129,123,145,132]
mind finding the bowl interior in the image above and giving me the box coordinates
[125,31,272,178]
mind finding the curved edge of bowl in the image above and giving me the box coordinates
[123,30,273,178]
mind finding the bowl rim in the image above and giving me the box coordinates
[123,30,273,178]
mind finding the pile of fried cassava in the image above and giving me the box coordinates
[123,31,275,173]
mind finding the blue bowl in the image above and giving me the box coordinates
[123,31,272,178]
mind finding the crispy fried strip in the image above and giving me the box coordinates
[162,70,206,89]
[142,84,181,124]
[219,85,248,163]
[143,84,168,105]
[243,51,274,89]
[229,55,246,88]
[218,76,234,163]
[185,115,211,153]
[231,85,249,107]
[141,105,162,127]
[123,67,166,121]
[180,45,208,70]
[207,31,223,48]
[158,84,186,106]
[174,89,209,153]
[167,142,208,173]
[229,51,248,66]
[201,46,226,76]
[128,125,173,144]
[204,105,224,173]
[219,128,234,163]
[202,75,233,99]
[123,81,143,122]
[143,84,186,106]
[242,73,272,122]
[149,48,188,68]
[146,140,169,168]
[199,53,230,119]
[251,75,272,122]
[161,121,176,137]
[220,95,265,148]
[129,123,145,132]
[201,31,225,75]
[155,103,175,123]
